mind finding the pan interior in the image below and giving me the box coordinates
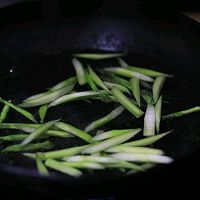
[0,7,200,178]
[0,50,200,177]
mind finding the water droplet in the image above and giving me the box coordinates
[9,65,16,73]
[7,65,18,78]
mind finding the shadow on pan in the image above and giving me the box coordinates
[0,0,200,198]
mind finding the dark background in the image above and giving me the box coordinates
[0,0,200,199]
[0,0,200,25]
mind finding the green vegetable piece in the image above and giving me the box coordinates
[141,90,154,104]
[130,77,141,107]
[92,95,116,103]
[143,104,156,137]
[39,104,48,123]
[88,66,109,91]
[85,106,125,132]
[61,161,105,170]
[85,68,98,91]
[2,140,53,152]
[55,122,92,143]
[111,88,144,118]
[121,130,173,146]
[21,120,59,146]
[72,53,124,60]
[127,66,173,77]
[0,123,40,132]
[23,77,77,102]
[110,76,132,89]
[93,128,141,141]
[104,67,154,82]
[106,161,145,172]
[36,153,49,176]
[118,58,128,68]
[104,81,130,94]
[140,163,156,170]
[46,130,72,138]
[162,106,200,120]
[155,95,162,133]
[0,132,70,142]
[140,81,152,90]
[0,134,28,141]
[23,92,48,102]
[48,90,108,107]
[45,159,82,177]
[49,76,77,92]
[23,153,35,159]
[63,155,118,164]
[0,98,37,123]
[82,131,138,154]
[106,146,164,155]
[0,101,10,123]
[111,153,173,164]
[126,163,156,175]
[20,85,75,108]
[152,76,166,103]
[72,58,86,85]
[0,123,71,138]
[43,145,90,159]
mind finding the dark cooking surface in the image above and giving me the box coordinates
[0,0,200,198]
[0,52,200,172]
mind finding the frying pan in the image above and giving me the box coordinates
[0,0,200,199]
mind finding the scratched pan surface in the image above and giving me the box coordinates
[0,1,200,198]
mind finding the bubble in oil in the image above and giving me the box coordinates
[8,65,17,78]
[9,65,15,73]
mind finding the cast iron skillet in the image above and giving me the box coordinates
[0,1,200,199]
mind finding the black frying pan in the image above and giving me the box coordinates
[0,1,200,199]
